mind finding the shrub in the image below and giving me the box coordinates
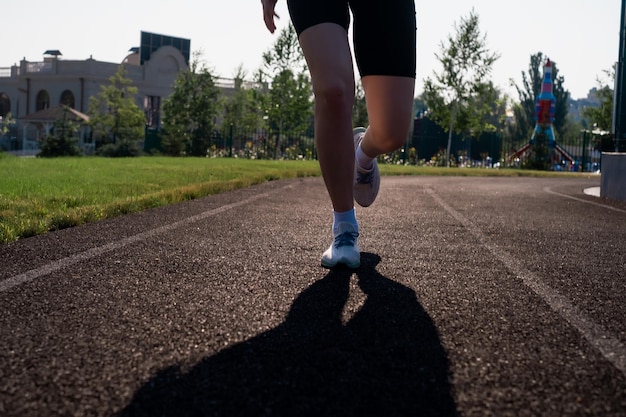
[37,107,82,157]
[96,140,142,157]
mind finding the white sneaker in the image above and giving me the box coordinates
[321,222,360,269]
[353,128,380,207]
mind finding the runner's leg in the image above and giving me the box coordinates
[298,23,356,213]
[359,75,415,158]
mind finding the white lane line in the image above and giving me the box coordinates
[427,188,626,377]
[1,185,288,293]
[544,186,626,214]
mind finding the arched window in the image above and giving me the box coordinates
[0,93,10,118]
[36,90,50,111]
[60,90,75,108]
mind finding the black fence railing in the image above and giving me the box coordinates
[412,116,611,171]
[2,119,611,172]
[208,126,317,160]
[145,126,318,160]
[499,131,608,172]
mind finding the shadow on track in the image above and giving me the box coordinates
[118,253,458,417]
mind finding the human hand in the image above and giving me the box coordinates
[261,0,279,33]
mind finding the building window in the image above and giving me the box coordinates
[36,90,50,111]
[144,95,161,128]
[60,90,75,108]
[0,93,10,118]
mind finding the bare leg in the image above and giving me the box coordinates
[359,75,415,158]
[298,23,355,213]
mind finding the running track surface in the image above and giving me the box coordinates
[1,175,625,416]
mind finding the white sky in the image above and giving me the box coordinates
[1,0,621,100]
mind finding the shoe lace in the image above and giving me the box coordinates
[334,231,358,248]
[356,170,374,185]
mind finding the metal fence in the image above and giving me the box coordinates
[499,131,608,172]
[3,119,612,172]
[147,125,417,164]
[208,125,317,160]
[145,125,318,160]
[413,116,611,171]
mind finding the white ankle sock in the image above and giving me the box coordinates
[356,143,375,170]
[333,208,358,235]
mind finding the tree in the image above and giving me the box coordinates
[481,88,510,135]
[267,69,312,149]
[261,24,313,157]
[262,24,307,78]
[422,9,500,166]
[88,65,145,156]
[582,68,615,132]
[582,68,615,153]
[162,52,222,156]
[352,80,368,128]
[1,112,14,136]
[223,65,267,136]
[38,106,82,157]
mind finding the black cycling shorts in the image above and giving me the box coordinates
[286,0,416,78]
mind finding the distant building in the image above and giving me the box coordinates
[0,31,192,154]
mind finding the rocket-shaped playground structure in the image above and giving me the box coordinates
[532,59,556,146]
[510,58,573,167]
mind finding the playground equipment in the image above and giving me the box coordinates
[510,59,574,167]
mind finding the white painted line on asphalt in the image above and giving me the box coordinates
[544,186,626,214]
[1,185,289,293]
[427,188,626,377]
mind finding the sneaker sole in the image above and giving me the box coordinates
[353,127,380,208]
[321,258,361,269]
[354,162,380,208]
[353,126,367,140]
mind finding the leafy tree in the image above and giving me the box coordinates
[553,72,570,142]
[1,112,14,136]
[510,53,540,146]
[423,9,500,166]
[267,69,312,146]
[262,24,308,77]
[261,24,313,157]
[352,80,368,129]
[482,87,510,136]
[582,68,615,153]
[582,68,614,132]
[88,65,145,156]
[223,65,267,135]
[162,52,222,156]
[37,107,82,157]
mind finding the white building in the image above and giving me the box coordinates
[0,31,191,154]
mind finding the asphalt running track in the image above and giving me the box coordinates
[0,175,625,417]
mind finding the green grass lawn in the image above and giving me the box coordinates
[0,156,322,244]
[0,154,594,244]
